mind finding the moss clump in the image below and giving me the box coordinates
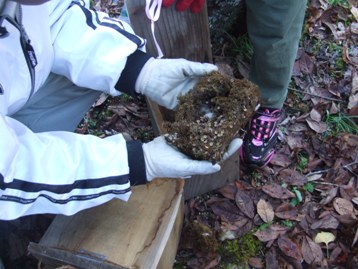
[218,232,262,265]
[165,71,259,163]
[182,220,218,254]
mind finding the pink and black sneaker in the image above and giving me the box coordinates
[240,107,282,168]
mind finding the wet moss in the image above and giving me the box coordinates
[165,71,259,163]
[218,232,262,265]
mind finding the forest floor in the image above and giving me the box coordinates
[171,1,358,268]
[1,0,357,269]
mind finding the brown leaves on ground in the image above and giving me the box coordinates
[177,173,357,268]
[177,3,357,267]
[76,94,154,143]
[257,199,275,223]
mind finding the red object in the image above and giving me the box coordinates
[175,0,195,11]
[189,0,205,13]
[162,0,205,13]
[162,0,176,8]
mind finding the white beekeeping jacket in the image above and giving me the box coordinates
[0,0,147,220]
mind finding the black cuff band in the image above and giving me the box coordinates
[126,140,147,186]
[115,50,152,96]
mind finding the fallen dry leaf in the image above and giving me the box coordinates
[270,152,292,167]
[320,187,339,205]
[208,198,242,223]
[254,224,288,242]
[348,71,358,109]
[353,227,358,248]
[329,246,342,264]
[310,108,322,122]
[298,51,315,74]
[302,236,324,265]
[351,5,358,21]
[257,199,275,223]
[287,134,304,150]
[311,214,340,230]
[278,169,306,186]
[351,22,358,34]
[277,236,303,261]
[265,247,279,269]
[306,173,323,181]
[217,184,237,200]
[275,203,300,221]
[248,257,264,268]
[314,231,336,246]
[306,118,328,133]
[333,197,354,216]
[262,183,295,199]
[235,189,255,219]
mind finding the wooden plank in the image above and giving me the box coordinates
[30,179,184,269]
[157,200,183,269]
[125,0,212,62]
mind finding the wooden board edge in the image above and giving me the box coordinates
[133,179,184,269]
[157,198,184,269]
[28,243,128,269]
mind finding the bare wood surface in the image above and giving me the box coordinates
[30,180,184,269]
[157,200,183,269]
[125,0,212,62]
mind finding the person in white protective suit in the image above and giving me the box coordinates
[0,0,243,221]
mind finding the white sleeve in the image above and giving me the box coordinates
[48,0,146,95]
[0,116,131,220]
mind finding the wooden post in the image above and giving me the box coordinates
[125,0,212,62]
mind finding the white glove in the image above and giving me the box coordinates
[135,58,218,109]
[143,136,221,181]
[223,138,243,161]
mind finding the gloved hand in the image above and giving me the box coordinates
[135,58,217,109]
[162,0,206,13]
[223,138,243,161]
[143,136,221,181]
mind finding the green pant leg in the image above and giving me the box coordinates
[246,0,307,109]
[11,73,101,132]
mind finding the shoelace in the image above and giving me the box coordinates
[250,109,281,145]
[145,0,164,58]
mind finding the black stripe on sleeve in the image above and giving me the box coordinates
[100,21,144,47]
[0,174,129,194]
[70,2,98,30]
[0,188,131,205]
[69,3,145,48]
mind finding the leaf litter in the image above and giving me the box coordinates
[175,0,358,268]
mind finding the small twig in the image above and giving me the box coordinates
[343,159,358,177]
[306,168,333,177]
[305,168,333,183]
[289,87,343,102]
[315,182,340,187]
[344,166,358,177]
[344,161,358,168]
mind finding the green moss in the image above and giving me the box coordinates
[218,232,262,265]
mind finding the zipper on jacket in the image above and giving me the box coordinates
[0,3,37,100]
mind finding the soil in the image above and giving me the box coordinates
[165,71,259,163]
